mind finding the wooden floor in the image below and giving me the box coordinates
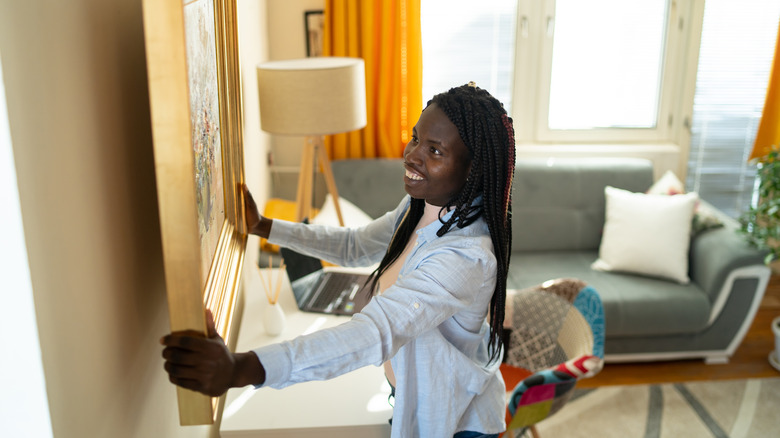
[579,273,780,388]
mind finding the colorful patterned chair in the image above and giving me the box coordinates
[501,278,605,438]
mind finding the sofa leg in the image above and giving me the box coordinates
[704,355,729,365]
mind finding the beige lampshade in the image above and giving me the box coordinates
[257,57,367,135]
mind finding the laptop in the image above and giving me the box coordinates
[280,246,375,316]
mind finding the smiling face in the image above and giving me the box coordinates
[403,104,472,206]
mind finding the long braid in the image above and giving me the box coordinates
[367,84,515,364]
[433,84,515,364]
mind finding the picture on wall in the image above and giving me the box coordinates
[305,10,324,57]
[185,0,226,287]
[141,0,247,425]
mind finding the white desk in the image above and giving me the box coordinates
[220,267,392,437]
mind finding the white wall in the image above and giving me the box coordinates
[267,0,324,60]
[516,143,680,182]
[0,0,269,436]
[0,49,53,438]
[239,0,271,271]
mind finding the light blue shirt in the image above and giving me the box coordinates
[254,196,506,437]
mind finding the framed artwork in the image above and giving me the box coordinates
[305,10,324,57]
[142,0,246,425]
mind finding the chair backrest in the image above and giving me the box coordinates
[503,278,605,434]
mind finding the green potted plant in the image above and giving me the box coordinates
[740,145,780,270]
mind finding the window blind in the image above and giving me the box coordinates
[686,0,780,219]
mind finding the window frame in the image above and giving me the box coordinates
[510,0,698,145]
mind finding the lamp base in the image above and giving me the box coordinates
[295,136,344,226]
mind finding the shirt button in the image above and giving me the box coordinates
[413,302,420,309]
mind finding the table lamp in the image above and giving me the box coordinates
[257,57,367,225]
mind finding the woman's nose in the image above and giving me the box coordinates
[404,142,422,163]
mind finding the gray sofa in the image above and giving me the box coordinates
[330,157,772,364]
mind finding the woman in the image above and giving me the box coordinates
[161,83,516,437]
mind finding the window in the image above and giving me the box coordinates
[546,0,667,131]
[685,0,780,218]
[421,0,517,109]
[423,0,685,143]
[518,0,689,143]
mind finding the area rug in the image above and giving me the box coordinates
[533,377,780,438]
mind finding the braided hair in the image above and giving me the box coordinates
[368,83,515,364]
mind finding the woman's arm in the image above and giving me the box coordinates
[266,197,408,268]
[243,184,401,267]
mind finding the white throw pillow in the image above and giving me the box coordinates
[646,169,685,196]
[646,170,723,234]
[591,186,698,284]
[311,194,373,227]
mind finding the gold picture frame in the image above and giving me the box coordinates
[142,0,246,425]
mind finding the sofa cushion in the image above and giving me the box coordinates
[591,186,697,284]
[512,158,654,252]
[507,251,711,337]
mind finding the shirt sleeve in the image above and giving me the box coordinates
[266,197,410,268]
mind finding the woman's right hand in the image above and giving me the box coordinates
[241,184,272,238]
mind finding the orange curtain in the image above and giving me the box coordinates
[750,24,780,161]
[322,0,422,159]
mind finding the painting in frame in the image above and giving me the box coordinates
[142,0,247,425]
[305,10,324,57]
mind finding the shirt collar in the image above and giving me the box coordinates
[416,195,483,242]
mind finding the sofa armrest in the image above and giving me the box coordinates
[689,203,770,321]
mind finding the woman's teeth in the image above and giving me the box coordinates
[405,169,423,181]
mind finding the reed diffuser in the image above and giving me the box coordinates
[260,256,286,336]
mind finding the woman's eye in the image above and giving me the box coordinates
[411,136,419,143]
[430,146,441,155]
